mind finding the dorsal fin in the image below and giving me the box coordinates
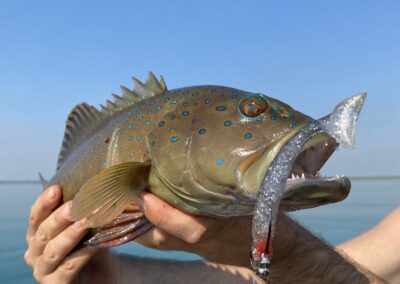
[57,103,106,169]
[100,71,167,116]
[57,71,167,170]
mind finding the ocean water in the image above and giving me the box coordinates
[0,180,399,283]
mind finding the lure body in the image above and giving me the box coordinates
[251,94,367,281]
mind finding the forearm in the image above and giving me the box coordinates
[113,254,261,284]
[270,213,384,284]
[337,207,400,283]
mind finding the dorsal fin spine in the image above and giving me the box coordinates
[100,72,167,116]
[57,72,167,170]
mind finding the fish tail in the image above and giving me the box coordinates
[325,92,367,148]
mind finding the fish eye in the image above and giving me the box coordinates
[239,95,269,118]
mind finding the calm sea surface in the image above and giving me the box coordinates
[1,180,399,283]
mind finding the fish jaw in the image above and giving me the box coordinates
[280,175,350,211]
[242,131,351,210]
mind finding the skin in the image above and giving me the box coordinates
[25,185,393,283]
[337,207,400,284]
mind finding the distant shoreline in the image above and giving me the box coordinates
[0,180,41,185]
[349,176,400,181]
[1,176,400,185]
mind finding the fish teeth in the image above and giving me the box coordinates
[291,173,296,179]
[301,173,305,179]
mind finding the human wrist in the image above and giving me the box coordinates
[269,214,383,283]
[186,216,253,268]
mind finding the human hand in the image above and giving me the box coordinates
[135,192,253,268]
[24,185,103,284]
[133,193,384,284]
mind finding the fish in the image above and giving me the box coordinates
[250,94,367,281]
[44,71,352,247]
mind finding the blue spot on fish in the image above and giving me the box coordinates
[245,133,252,139]
[256,95,264,102]
[145,120,151,126]
[136,136,142,141]
[128,124,133,129]
[224,120,232,126]
[169,114,176,120]
[170,136,179,142]
[150,141,156,148]
[192,92,199,97]
[231,94,238,99]
[159,121,165,127]
[290,123,297,129]
[147,110,152,115]
[288,114,295,120]
[182,111,190,116]
[171,99,178,105]
[216,158,224,165]
[215,106,227,111]
[273,106,282,111]
[156,105,162,110]
[198,128,206,134]
[271,115,277,121]
[204,98,212,104]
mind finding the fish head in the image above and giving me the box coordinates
[186,88,350,211]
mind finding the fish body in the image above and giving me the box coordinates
[47,72,351,246]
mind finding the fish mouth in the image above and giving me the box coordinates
[280,133,351,211]
[242,130,351,211]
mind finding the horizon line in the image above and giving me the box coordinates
[1,175,400,185]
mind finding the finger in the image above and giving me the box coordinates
[36,219,89,276]
[136,226,189,250]
[27,185,61,242]
[136,192,214,244]
[29,201,73,257]
[44,246,98,284]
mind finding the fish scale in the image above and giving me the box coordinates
[43,71,352,250]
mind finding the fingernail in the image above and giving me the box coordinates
[47,186,56,200]
[62,202,72,220]
[73,218,87,229]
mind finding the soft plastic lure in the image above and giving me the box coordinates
[250,93,367,281]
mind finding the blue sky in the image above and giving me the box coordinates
[0,0,399,180]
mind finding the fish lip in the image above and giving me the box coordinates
[281,176,351,211]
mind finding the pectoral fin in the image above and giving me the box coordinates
[71,162,150,228]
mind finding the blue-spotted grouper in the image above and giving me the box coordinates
[43,72,351,247]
